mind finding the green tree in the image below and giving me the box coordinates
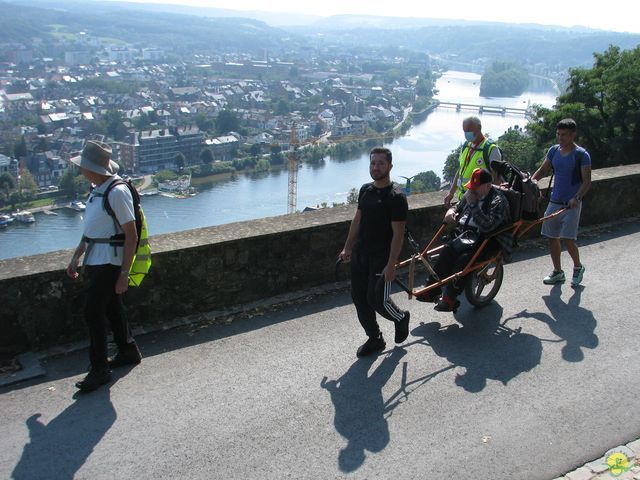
[195,112,215,133]
[199,148,214,164]
[415,77,433,97]
[153,170,179,184]
[346,188,359,204]
[14,136,27,159]
[0,172,16,194]
[18,169,38,199]
[275,99,291,115]
[0,172,16,207]
[9,190,24,210]
[528,45,640,169]
[216,110,240,135]
[58,169,77,197]
[174,152,186,170]
[443,144,464,183]
[249,143,262,156]
[496,126,544,172]
[480,60,529,97]
[255,158,270,172]
[104,109,128,140]
[73,175,91,197]
[269,147,284,166]
[35,137,49,153]
[134,113,151,131]
[411,171,441,193]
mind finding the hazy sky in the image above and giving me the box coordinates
[118,0,640,34]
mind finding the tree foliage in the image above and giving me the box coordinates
[195,112,215,133]
[480,60,529,97]
[528,45,640,169]
[18,169,38,199]
[216,110,240,135]
[442,144,464,183]
[411,171,441,193]
[58,169,77,196]
[496,126,544,172]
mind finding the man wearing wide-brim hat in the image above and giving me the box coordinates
[67,140,142,392]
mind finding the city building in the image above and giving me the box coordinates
[117,126,205,174]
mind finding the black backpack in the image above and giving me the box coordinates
[491,159,541,220]
[103,178,143,250]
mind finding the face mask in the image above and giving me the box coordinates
[464,131,476,142]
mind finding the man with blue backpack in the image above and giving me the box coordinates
[67,140,143,392]
[532,118,592,287]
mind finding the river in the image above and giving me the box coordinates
[0,71,558,260]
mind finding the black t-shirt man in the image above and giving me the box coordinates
[356,182,408,254]
[339,147,410,357]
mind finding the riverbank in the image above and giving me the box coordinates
[0,70,560,260]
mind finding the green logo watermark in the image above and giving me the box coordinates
[605,452,633,477]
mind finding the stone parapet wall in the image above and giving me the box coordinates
[1,164,639,353]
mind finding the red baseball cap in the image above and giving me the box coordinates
[464,168,492,190]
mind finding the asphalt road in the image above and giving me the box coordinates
[2,218,640,480]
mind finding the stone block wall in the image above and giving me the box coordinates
[1,164,638,353]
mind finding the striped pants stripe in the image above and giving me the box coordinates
[351,246,407,338]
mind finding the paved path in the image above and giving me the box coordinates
[1,219,640,480]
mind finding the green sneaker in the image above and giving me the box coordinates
[571,265,585,286]
[543,270,565,285]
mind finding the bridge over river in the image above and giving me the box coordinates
[437,100,532,117]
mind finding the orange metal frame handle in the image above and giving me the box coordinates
[395,207,568,299]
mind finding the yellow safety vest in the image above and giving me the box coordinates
[127,209,151,287]
[456,138,496,199]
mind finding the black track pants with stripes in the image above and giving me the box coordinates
[350,245,408,338]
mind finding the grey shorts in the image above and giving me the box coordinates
[541,201,582,240]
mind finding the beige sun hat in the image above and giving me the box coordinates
[70,140,119,176]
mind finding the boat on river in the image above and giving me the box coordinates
[157,174,196,197]
[0,214,14,228]
[70,200,86,211]
[14,211,36,223]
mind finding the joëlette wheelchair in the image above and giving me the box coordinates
[394,180,566,308]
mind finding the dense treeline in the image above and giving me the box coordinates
[529,45,640,170]
[479,60,529,97]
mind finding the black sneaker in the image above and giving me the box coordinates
[108,343,142,369]
[394,312,410,344]
[75,369,112,392]
[356,333,386,358]
[434,297,460,313]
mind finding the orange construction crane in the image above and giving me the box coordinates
[287,126,299,214]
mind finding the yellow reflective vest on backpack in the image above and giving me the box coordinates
[456,138,497,199]
[127,209,151,287]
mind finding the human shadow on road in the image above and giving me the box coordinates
[321,347,406,473]
[11,386,116,480]
[409,303,543,392]
[504,285,598,362]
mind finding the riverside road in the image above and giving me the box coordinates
[1,218,639,480]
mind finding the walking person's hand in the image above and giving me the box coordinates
[115,271,129,294]
[339,248,352,263]
[67,258,79,280]
[382,262,397,282]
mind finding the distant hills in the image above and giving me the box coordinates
[0,0,294,53]
[2,0,640,70]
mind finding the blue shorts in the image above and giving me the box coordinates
[541,201,582,240]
